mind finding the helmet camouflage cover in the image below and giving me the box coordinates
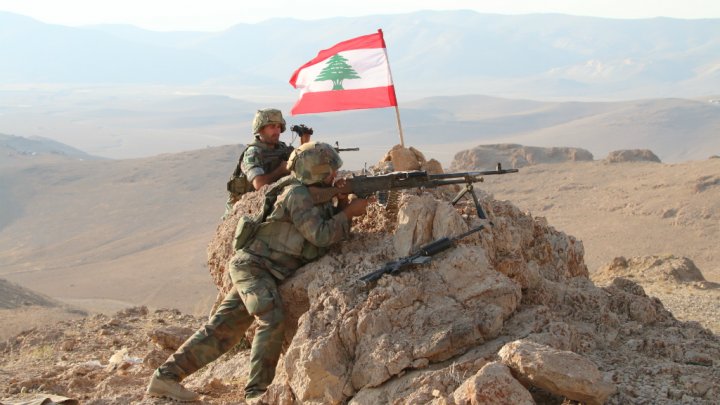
[252,108,286,134]
[287,141,343,185]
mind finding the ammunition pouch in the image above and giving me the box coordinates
[227,174,250,195]
[234,215,259,251]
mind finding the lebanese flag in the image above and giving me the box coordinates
[289,29,398,115]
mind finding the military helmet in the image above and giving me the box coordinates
[287,141,343,185]
[252,108,286,134]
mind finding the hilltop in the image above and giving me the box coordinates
[1,169,718,404]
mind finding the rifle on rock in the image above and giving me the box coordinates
[359,225,485,284]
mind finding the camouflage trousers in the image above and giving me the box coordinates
[222,192,242,220]
[157,253,285,397]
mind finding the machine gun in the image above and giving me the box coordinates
[359,225,485,284]
[308,164,518,219]
[334,141,359,153]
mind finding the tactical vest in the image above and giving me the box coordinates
[226,139,293,196]
[232,175,297,252]
[241,178,337,277]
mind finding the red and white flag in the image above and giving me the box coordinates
[289,29,398,115]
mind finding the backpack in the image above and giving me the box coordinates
[232,176,298,251]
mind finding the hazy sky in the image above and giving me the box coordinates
[1,0,719,31]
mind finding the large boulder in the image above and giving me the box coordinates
[450,143,594,170]
[604,149,661,163]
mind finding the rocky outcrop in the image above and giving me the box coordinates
[593,255,720,334]
[450,143,594,171]
[595,255,705,284]
[604,149,661,163]
[206,175,719,404]
[377,144,444,173]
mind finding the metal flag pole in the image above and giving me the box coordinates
[379,29,405,147]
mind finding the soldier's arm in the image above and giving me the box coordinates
[251,162,289,190]
[286,187,350,247]
[242,146,290,190]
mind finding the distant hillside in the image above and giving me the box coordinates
[0,278,57,309]
[1,10,719,99]
[0,133,101,163]
[0,143,241,314]
[0,277,88,340]
[1,94,719,167]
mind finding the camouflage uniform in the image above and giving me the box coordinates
[224,138,293,216]
[157,175,350,397]
[224,108,292,218]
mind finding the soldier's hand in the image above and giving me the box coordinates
[333,178,349,202]
[343,198,369,220]
[274,161,290,175]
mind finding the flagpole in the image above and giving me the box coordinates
[394,106,405,147]
[379,29,405,147]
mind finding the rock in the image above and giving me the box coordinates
[594,255,705,284]
[422,158,444,175]
[452,361,534,405]
[450,143,593,170]
[694,175,720,193]
[604,149,661,163]
[143,347,174,370]
[385,145,424,171]
[499,339,616,405]
[147,325,195,350]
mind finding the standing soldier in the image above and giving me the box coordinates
[147,142,369,402]
[224,108,294,218]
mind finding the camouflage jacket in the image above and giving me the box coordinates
[243,178,350,279]
[240,137,293,187]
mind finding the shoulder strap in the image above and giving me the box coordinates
[259,176,300,221]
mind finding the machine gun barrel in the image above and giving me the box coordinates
[308,165,518,219]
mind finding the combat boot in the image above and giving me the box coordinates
[146,373,200,402]
[245,390,267,404]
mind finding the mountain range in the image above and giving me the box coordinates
[2,93,719,167]
[2,10,720,99]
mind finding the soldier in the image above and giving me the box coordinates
[224,108,294,218]
[146,142,369,402]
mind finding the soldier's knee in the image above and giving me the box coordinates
[240,283,281,318]
[265,305,285,328]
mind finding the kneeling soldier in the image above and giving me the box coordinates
[147,142,369,402]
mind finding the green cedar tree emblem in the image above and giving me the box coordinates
[314,53,360,90]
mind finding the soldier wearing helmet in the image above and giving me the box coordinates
[287,140,343,185]
[147,142,368,402]
[224,108,294,218]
